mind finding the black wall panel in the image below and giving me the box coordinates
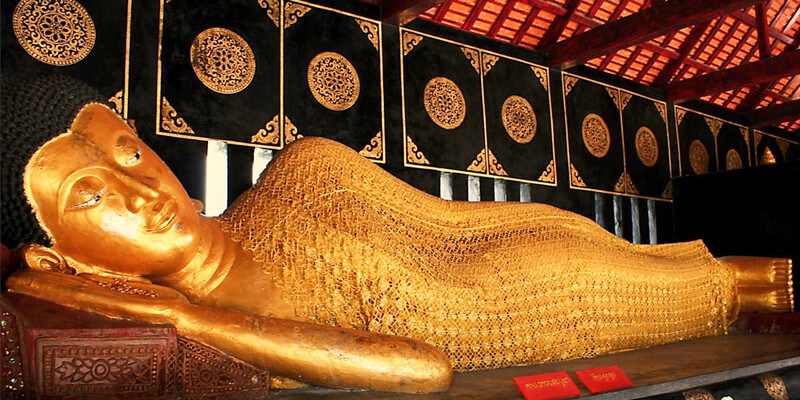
[158,0,280,148]
[621,91,671,200]
[716,123,751,171]
[2,0,131,116]
[483,52,555,186]
[284,2,384,162]
[400,29,485,174]
[676,107,718,176]
[563,73,625,194]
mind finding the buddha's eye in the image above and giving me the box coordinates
[66,177,105,210]
[114,136,142,166]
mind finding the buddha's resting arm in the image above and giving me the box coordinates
[5,269,453,393]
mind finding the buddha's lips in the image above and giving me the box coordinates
[143,198,176,233]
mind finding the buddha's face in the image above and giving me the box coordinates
[24,104,202,277]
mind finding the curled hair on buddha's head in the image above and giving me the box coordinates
[1,75,107,249]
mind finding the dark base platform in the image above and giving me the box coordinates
[272,334,800,399]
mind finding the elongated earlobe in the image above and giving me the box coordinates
[22,244,75,275]
[191,198,204,213]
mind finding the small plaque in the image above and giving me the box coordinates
[575,365,632,394]
[513,371,581,400]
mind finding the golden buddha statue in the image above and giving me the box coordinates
[0,76,793,394]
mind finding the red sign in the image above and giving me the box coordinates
[513,371,581,400]
[574,365,633,394]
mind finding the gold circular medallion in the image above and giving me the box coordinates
[581,113,610,158]
[501,95,537,144]
[424,77,466,130]
[190,28,256,94]
[725,149,743,170]
[689,140,709,174]
[634,126,659,167]
[307,52,360,111]
[13,0,96,66]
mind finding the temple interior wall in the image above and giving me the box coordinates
[3,0,799,246]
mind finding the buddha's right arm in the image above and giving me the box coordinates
[5,269,453,393]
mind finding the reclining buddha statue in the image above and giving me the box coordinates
[1,76,793,394]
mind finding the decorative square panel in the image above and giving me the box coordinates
[400,28,486,175]
[483,51,555,186]
[1,0,132,117]
[283,0,384,162]
[157,0,281,149]
[716,123,751,172]
[563,73,625,194]
[675,107,718,176]
[620,91,671,200]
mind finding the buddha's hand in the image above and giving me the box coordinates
[5,269,187,326]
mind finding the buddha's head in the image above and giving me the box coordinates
[1,76,202,278]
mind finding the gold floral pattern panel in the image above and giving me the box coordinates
[157,0,280,149]
[563,73,625,194]
[675,107,719,176]
[620,90,672,200]
[283,1,385,162]
[3,0,131,117]
[400,28,486,175]
[483,51,555,185]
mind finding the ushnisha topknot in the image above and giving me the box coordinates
[1,75,107,248]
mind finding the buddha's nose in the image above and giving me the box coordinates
[112,170,160,212]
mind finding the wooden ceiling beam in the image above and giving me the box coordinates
[666,50,800,102]
[755,3,771,58]
[732,10,794,44]
[462,0,488,30]
[488,0,518,38]
[512,7,540,44]
[746,99,800,128]
[537,0,581,48]
[382,0,447,25]
[651,20,713,86]
[432,0,454,22]
[542,0,762,69]
[737,26,800,111]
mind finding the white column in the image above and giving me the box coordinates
[612,195,624,238]
[205,141,228,217]
[252,148,273,185]
[440,172,453,200]
[594,193,606,229]
[467,175,481,202]
[519,183,531,202]
[647,199,658,244]
[493,179,507,202]
[630,197,641,244]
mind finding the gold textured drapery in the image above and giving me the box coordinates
[218,137,736,372]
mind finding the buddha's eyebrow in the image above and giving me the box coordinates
[68,132,104,162]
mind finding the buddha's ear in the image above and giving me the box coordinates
[191,198,204,213]
[22,244,75,275]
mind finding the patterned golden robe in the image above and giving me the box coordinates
[218,137,737,372]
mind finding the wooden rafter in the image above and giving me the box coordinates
[651,21,712,86]
[433,0,454,22]
[746,99,800,128]
[382,0,447,25]
[488,0,518,38]
[462,0,488,31]
[512,7,541,44]
[755,3,771,59]
[737,26,800,111]
[666,50,800,102]
[543,0,762,69]
[537,0,581,48]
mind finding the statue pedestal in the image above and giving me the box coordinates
[272,333,800,399]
